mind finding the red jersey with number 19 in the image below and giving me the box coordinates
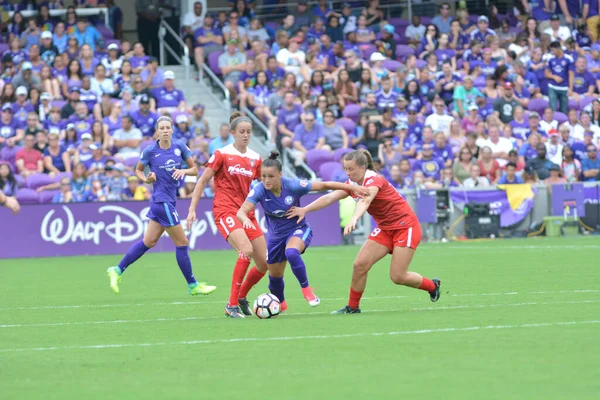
[346,170,418,230]
[206,144,262,218]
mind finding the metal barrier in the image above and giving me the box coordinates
[200,63,231,110]
[158,18,190,81]
[7,7,109,26]
[283,148,317,181]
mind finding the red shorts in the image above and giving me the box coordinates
[215,213,263,241]
[367,224,422,253]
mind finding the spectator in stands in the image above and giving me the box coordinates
[545,130,564,165]
[209,123,234,156]
[478,146,501,183]
[405,15,426,48]
[378,137,401,169]
[492,82,518,124]
[129,95,157,138]
[544,14,570,44]
[453,76,482,118]
[569,56,596,101]
[113,60,132,93]
[277,36,306,83]
[174,114,194,143]
[321,109,348,151]
[218,38,247,105]
[505,149,525,172]
[154,70,186,112]
[222,11,248,48]
[139,57,164,90]
[425,98,454,136]
[69,102,94,138]
[432,2,453,34]
[433,132,453,168]
[15,134,43,177]
[528,112,547,139]
[52,176,74,203]
[189,104,210,138]
[452,147,475,184]
[561,145,581,182]
[462,164,490,188]
[582,144,600,181]
[74,18,102,52]
[498,162,524,184]
[90,64,114,98]
[0,162,17,197]
[102,43,122,77]
[276,91,303,148]
[292,112,325,163]
[44,130,70,175]
[122,176,150,201]
[183,1,205,52]
[112,116,142,160]
[192,13,223,80]
[478,125,513,167]
[526,143,556,180]
[413,143,444,180]
[12,62,41,93]
[84,142,108,174]
[545,164,566,184]
[21,19,41,50]
[104,163,127,201]
[546,41,572,114]
[539,107,558,133]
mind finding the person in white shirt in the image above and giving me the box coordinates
[543,14,571,44]
[425,99,454,136]
[101,43,123,78]
[112,116,143,160]
[545,130,564,165]
[539,107,559,133]
[90,64,114,97]
[276,37,306,82]
[562,109,580,139]
[573,111,600,141]
[182,1,205,51]
[405,15,426,47]
[476,125,513,167]
[462,164,490,188]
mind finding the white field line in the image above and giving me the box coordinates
[0,289,598,312]
[1,299,599,329]
[1,319,598,353]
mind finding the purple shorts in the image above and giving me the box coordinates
[146,201,180,227]
[267,224,313,264]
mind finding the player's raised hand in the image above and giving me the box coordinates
[242,218,256,230]
[172,169,186,180]
[186,209,196,228]
[286,206,307,223]
[350,185,370,198]
[343,217,359,236]
[145,172,157,184]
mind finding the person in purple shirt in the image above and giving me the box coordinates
[375,76,399,110]
[43,108,64,132]
[412,143,445,180]
[474,48,498,77]
[498,162,524,184]
[327,41,346,72]
[432,132,453,168]
[436,61,461,104]
[12,86,34,128]
[265,56,285,90]
[153,70,186,111]
[83,142,108,173]
[79,76,98,112]
[510,107,531,142]
[571,132,593,161]
[546,41,574,114]
[293,112,325,162]
[69,103,95,139]
[128,42,150,74]
[130,95,158,138]
[0,103,22,147]
[569,56,596,100]
[3,38,28,66]
[312,0,334,21]
[406,106,424,144]
[139,57,164,90]
[470,16,497,43]
[192,13,223,77]
[277,91,303,148]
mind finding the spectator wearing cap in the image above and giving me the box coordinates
[209,123,234,156]
[470,16,496,43]
[526,143,557,180]
[77,133,94,165]
[12,62,42,93]
[582,144,600,181]
[15,133,43,177]
[431,2,453,34]
[39,30,59,66]
[130,96,158,138]
[111,116,142,160]
[544,14,571,44]
[412,142,445,180]
[425,98,454,137]
[37,91,52,120]
[12,86,35,128]
[406,15,426,48]
[44,131,70,175]
[218,39,247,104]
[152,70,186,112]
[528,111,548,139]
[174,114,194,143]
[122,176,150,201]
[277,36,306,83]
[545,163,566,184]
[493,81,519,124]
[568,56,596,101]
[192,13,223,80]
[90,64,114,98]
[74,18,102,52]
[102,43,123,77]
[338,3,356,34]
[545,41,573,114]
[545,129,564,165]
[84,142,108,173]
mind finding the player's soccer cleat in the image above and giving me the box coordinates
[279,300,288,313]
[301,286,320,307]
[188,282,217,296]
[331,305,361,314]
[106,266,122,294]
[429,278,441,302]
[224,305,245,318]
[238,298,253,316]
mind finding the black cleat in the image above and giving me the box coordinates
[429,278,441,302]
[238,298,253,316]
[331,305,361,314]
[224,305,245,318]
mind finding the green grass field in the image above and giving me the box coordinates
[1,237,599,399]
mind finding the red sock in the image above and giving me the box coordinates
[238,266,266,299]
[348,287,363,309]
[229,253,251,307]
[419,277,436,292]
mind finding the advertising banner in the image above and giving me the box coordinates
[0,195,342,259]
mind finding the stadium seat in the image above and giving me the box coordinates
[361,45,377,62]
[336,117,356,137]
[26,173,55,190]
[342,104,362,122]
[265,21,280,31]
[97,25,114,39]
[124,157,139,168]
[16,188,40,204]
[420,16,432,25]
[14,174,25,188]
[318,161,343,181]
[382,59,403,72]
[579,96,596,110]
[306,149,335,175]
[0,43,9,55]
[388,17,409,28]
[415,59,426,69]
[51,100,66,110]
[528,98,549,115]
[332,147,353,162]
[569,98,579,111]
[54,172,72,182]
[375,32,401,42]
[208,51,224,75]
[39,190,59,204]
[0,146,20,166]
[106,39,121,48]
[141,140,155,151]
[394,45,415,60]
[554,111,568,124]
[331,165,348,182]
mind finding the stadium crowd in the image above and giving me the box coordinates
[2,0,600,206]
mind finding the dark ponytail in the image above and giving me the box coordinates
[343,149,376,172]
[263,150,282,172]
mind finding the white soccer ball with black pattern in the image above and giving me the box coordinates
[253,293,280,319]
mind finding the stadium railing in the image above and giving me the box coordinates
[6,7,109,26]
[158,17,191,81]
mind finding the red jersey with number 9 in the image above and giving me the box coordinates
[206,144,262,218]
[345,170,418,230]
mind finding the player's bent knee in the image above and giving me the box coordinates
[144,238,159,248]
[353,261,371,275]
[390,272,409,285]
[239,246,253,260]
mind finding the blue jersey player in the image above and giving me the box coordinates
[106,116,216,296]
[237,151,368,312]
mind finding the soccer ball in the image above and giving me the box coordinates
[253,293,280,319]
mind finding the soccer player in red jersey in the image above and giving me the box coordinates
[287,149,441,314]
[186,111,268,318]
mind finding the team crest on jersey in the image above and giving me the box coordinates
[250,159,256,167]
[174,148,181,156]
[285,196,294,205]
[365,178,374,185]
[299,179,309,187]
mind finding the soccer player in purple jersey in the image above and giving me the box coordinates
[107,116,216,296]
[236,151,368,312]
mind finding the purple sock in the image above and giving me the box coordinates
[285,248,309,288]
[176,246,196,284]
[118,240,150,273]
[268,275,285,303]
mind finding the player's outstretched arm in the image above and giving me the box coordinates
[186,167,216,226]
[311,181,370,198]
[0,190,20,214]
[344,186,379,236]
[237,201,257,230]
[135,162,155,184]
[287,189,348,223]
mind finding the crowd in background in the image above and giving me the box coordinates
[2,0,600,206]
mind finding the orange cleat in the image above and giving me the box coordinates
[279,300,288,313]
[301,286,321,307]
